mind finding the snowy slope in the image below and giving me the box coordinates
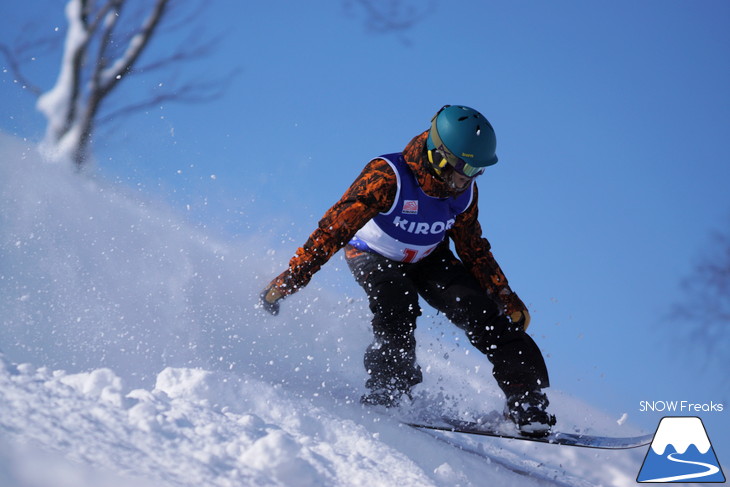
[0,132,662,486]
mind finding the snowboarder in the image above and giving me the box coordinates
[260,105,555,436]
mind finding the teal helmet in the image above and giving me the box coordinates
[426,105,498,177]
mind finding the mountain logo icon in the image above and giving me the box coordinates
[637,416,725,483]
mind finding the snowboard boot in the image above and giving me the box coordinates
[360,377,414,408]
[360,387,411,408]
[504,390,556,437]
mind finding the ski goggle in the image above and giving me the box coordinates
[428,113,485,178]
[428,146,485,178]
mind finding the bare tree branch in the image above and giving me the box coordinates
[343,0,434,45]
[97,66,241,125]
[350,0,427,32]
[0,19,61,96]
[5,0,428,169]
[4,0,227,168]
[669,215,730,392]
[0,44,44,96]
[27,0,229,168]
[134,31,226,75]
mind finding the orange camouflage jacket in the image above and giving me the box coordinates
[266,130,524,314]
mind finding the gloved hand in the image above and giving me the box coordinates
[499,287,531,331]
[510,307,531,331]
[260,284,284,316]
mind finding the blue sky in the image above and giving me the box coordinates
[2,0,729,444]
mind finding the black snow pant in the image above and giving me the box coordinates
[345,243,550,398]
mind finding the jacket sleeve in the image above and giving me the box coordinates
[448,184,511,298]
[266,158,397,297]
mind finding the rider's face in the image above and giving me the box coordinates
[441,166,475,192]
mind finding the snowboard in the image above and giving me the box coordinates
[405,416,653,450]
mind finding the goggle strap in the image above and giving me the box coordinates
[429,114,445,151]
[430,112,465,170]
[427,149,446,175]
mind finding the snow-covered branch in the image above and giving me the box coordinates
[97,0,168,95]
[6,0,426,169]
[23,0,223,169]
